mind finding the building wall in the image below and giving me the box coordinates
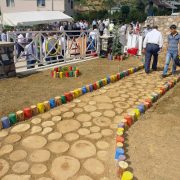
[0,0,73,16]
[146,16,180,47]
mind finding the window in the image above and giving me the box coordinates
[6,0,15,7]
[37,0,45,7]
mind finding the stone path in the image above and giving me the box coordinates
[0,70,177,180]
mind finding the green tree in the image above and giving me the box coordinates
[121,5,130,21]
[103,0,116,14]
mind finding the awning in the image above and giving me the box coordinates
[2,11,73,26]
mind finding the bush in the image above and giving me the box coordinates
[127,9,147,23]
[73,10,109,22]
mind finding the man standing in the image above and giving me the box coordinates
[143,26,163,74]
[162,25,180,77]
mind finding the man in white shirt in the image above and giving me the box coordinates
[143,26,163,74]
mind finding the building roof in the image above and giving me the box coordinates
[153,0,178,9]
[2,11,73,26]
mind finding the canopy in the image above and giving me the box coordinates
[2,11,73,26]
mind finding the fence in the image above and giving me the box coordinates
[7,30,100,73]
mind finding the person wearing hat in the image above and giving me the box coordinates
[162,24,180,77]
[143,25,163,74]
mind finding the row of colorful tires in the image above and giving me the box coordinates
[114,76,180,180]
[0,65,144,130]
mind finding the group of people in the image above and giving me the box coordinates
[143,24,180,77]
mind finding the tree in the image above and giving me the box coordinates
[121,5,130,20]
[103,0,116,14]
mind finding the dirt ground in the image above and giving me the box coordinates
[0,57,142,117]
[128,82,180,180]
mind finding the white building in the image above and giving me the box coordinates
[0,0,74,16]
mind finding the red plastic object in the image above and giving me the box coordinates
[116,73,120,80]
[76,69,80,75]
[116,135,125,143]
[144,99,152,108]
[127,48,138,55]
[54,67,58,72]
[93,83,98,90]
[160,87,166,94]
[65,72,69,77]
[69,66,72,71]
[64,92,73,102]
[23,108,32,119]
[124,115,133,127]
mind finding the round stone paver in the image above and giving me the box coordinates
[73,108,83,113]
[64,133,80,142]
[97,151,108,161]
[29,149,50,162]
[4,134,21,144]
[30,126,42,134]
[12,161,29,173]
[0,159,9,177]
[83,122,92,127]
[112,97,126,102]
[86,133,102,140]
[41,127,53,135]
[51,156,80,180]
[52,116,62,122]
[0,130,8,138]
[63,112,75,119]
[114,102,130,109]
[97,103,114,110]
[89,101,96,105]
[2,174,31,180]
[41,113,51,120]
[57,120,81,134]
[31,164,47,175]
[41,121,55,128]
[90,126,100,133]
[96,141,110,150]
[31,118,41,125]
[11,124,30,133]
[83,158,105,175]
[48,141,69,154]
[22,136,47,149]
[93,96,112,103]
[115,108,124,114]
[70,140,96,159]
[48,132,62,141]
[101,129,113,137]
[0,144,13,156]
[76,114,92,122]
[78,128,90,136]
[77,175,93,180]
[90,111,102,118]
[38,177,53,180]
[64,102,76,108]
[84,105,97,112]
[50,109,61,116]
[93,116,111,127]
[9,150,27,161]
[78,102,87,108]
[103,110,116,117]
[114,116,124,124]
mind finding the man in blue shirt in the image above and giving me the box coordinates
[162,24,180,77]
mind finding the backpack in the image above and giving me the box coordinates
[174,55,180,66]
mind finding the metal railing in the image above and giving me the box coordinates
[7,30,100,73]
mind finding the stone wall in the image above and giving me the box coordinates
[146,16,180,47]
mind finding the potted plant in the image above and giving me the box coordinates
[112,26,122,61]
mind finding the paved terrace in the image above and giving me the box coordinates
[0,70,177,180]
